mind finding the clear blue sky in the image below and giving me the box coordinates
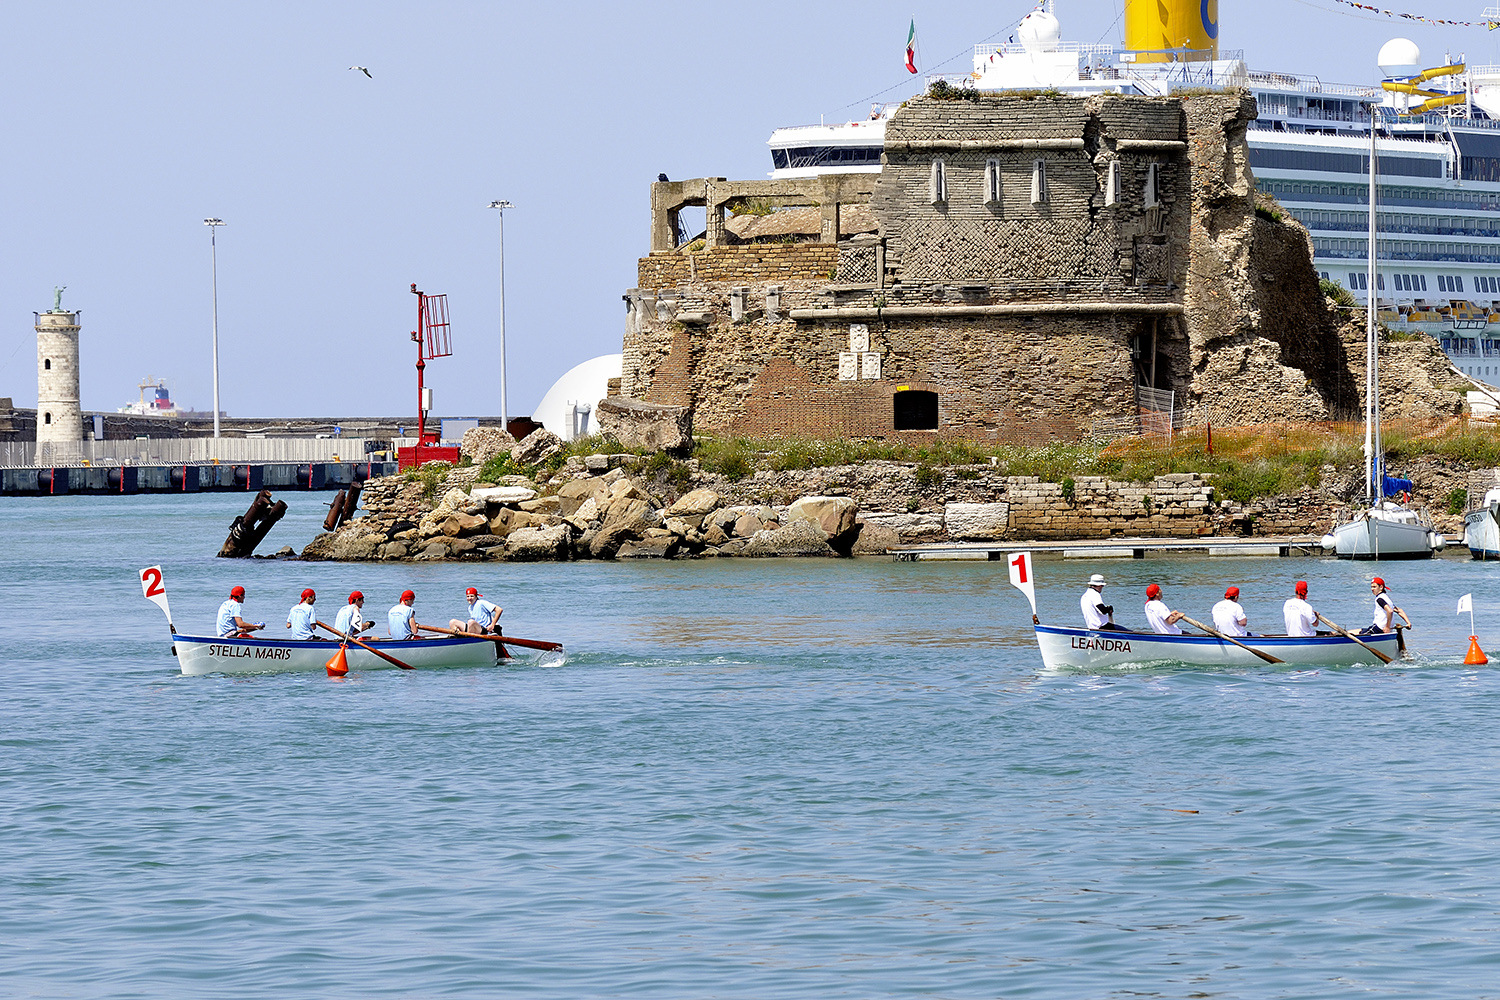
[0,1,1492,418]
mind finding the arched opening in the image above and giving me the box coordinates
[893,390,939,430]
[43,358,51,370]
[44,412,52,424]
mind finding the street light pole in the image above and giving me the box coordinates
[487,200,512,430]
[204,218,226,440]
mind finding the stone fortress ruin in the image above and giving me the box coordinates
[619,91,1461,443]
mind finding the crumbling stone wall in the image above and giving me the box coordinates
[620,91,1462,442]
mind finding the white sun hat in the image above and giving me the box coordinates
[1088,574,1107,586]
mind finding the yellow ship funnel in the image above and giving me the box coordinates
[1125,0,1219,62]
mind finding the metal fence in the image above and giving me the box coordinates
[1090,387,1178,441]
[1,437,382,468]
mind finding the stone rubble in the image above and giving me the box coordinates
[298,450,1477,563]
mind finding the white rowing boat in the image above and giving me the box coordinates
[1032,623,1401,670]
[1004,549,1403,669]
[172,632,501,676]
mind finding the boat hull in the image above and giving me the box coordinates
[174,633,500,675]
[1326,514,1438,560]
[1465,507,1500,560]
[1035,624,1401,670]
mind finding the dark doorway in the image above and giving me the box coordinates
[893,390,939,430]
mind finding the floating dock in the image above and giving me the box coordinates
[0,461,397,496]
[888,536,1462,560]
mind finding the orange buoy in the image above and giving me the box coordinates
[1465,636,1489,666]
[326,645,349,677]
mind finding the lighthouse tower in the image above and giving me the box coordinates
[36,287,82,455]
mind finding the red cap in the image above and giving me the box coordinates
[1372,576,1387,590]
[1295,580,1309,596]
[401,590,415,602]
[301,588,315,601]
[230,585,245,599]
[1146,583,1161,599]
[1225,586,1240,599]
[466,587,479,597]
[349,590,363,602]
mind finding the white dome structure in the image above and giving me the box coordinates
[530,354,623,442]
[1017,10,1062,53]
[1378,38,1421,79]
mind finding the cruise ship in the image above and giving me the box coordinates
[764,4,1500,384]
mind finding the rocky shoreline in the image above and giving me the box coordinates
[296,439,1486,563]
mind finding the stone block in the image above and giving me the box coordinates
[460,426,516,465]
[851,522,900,555]
[442,511,489,537]
[510,428,564,467]
[471,485,536,505]
[596,396,692,454]
[944,501,1011,540]
[504,524,571,561]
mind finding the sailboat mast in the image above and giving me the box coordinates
[1365,103,1379,505]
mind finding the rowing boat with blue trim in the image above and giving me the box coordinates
[172,632,501,676]
[1033,623,1401,670]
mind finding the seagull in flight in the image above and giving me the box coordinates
[349,66,372,78]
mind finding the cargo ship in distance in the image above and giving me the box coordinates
[765,1,1500,388]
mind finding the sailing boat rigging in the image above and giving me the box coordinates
[1321,101,1445,560]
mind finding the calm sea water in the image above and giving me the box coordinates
[4,493,1500,999]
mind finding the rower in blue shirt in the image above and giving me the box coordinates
[285,589,318,640]
[388,590,420,640]
[216,585,265,637]
[450,587,502,634]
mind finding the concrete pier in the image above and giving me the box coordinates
[888,536,1464,560]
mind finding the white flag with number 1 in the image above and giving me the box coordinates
[1008,551,1037,618]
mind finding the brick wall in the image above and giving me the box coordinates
[638,245,839,290]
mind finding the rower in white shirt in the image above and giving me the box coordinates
[1360,576,1412,635]
[285,589,318,640]
[1212,586,1251,637]
[333,591,373,637]
[450,587,502,634]
[1143,583,1185,634]
[1081,574,1125,631]
[1283,580,1318,637]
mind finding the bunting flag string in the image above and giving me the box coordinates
[1329,0,1499,28]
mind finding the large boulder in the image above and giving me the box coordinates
[851,522,900,556]
[460,425,516,465]
[510,428,564,467]
[664,487,721,518]
[442,511,490,537]
[741,518,837,557]
[616,528,681,559]
[504,524,572,561]
[787,496,858,537]
[589,496,657,559]
[557,477,611,516]
[596,396,692,454]
[944,502,1011,540]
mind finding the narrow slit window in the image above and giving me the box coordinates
[1105,160,1120,206]
[985,159,1001,204]
[43,358,51,370]
[930,159,947,205]
[1031,159,1047,204]
[1145,162,1161,208]
[44,412,51,425]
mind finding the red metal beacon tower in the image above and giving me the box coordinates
[398,282,461,471]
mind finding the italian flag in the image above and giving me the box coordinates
[905,19,918,74]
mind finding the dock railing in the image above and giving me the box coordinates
[0,437,384,468]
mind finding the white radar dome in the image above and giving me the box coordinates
[1378,38,1421,79]
[1017,10,1062,53]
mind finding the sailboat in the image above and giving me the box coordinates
[1321,103,1445,560]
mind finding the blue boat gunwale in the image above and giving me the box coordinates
[1035,624,1389,647]
[174,632,488,649]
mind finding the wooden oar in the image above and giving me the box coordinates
[418,623,563,652]
[1177,614,1285,664]
[1316,613,1395,664]
[316,620,416,670]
